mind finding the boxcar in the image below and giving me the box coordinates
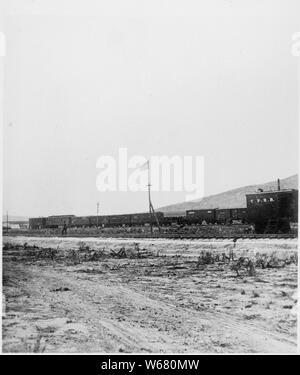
[162,216,186,226]
[215,209,231,224]
[88,215,110,226]
[29,217,46,229]
[186,209,216,224]
[71,216,90,227]
[163,211,186,218]
[45,215,74,228]
[230,208,248,223]
[108,214,131,226]
[131,212,164,226]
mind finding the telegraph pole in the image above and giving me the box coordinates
[6,211,8,232]
[147,161,153,233]
[97,202,99,227]
[146,161,160,233]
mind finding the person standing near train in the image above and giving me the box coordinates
[62,221,67,235]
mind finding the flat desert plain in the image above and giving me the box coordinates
[2,236,298,353]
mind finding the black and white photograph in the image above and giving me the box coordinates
[1,0,299,357]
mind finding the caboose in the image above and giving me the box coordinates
[246,188,298,233]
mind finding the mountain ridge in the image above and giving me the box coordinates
[2,215,29,222]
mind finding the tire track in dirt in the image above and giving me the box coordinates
[3,235,297,354]
[123,283,297,353]
[4,262,296,353]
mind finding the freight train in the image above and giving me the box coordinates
[29,212,165,230]
[29,189,298,233]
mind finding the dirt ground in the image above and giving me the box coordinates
[2,238,298,353]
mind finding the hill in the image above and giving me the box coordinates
[2,215,29,223]
[159,174,298,214]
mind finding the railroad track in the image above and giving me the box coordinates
[4,230,297,240]
[95,233,298,240]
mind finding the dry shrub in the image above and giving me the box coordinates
[66,249,81,264]
[255,252,297,269]
[78,241,90,251]
[66,247,105,263]
[3,243,13,250]
[21,333,46,353]
[196,251,215,266]
[38,248,59,260]
[23,247,59,260]
[230,257,256,277]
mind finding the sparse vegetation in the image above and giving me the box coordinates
[195,248,297,277]
[3,240,298,278]
[21,333,46,353]
[2,238,297,353]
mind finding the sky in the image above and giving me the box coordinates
[2,0,300,217]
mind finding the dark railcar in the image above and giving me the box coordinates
[131,212,164,226]
[163,211,186,218]
[88,215,110,226]
[29,217,46,229]
[88,212,164,227]
[107,214,132,226]
[215,209,231,224]
[246,189,298,233]
[230,208,248,223]
[45,215,74,228]
[71,216,90,227]
[162,216,187,226]
[186,209,216,224]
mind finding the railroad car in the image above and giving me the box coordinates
[88,215,110,226]
[45,215,74,228]
[107,214,132,227]
[29,217,47,229]
[131,212,164,226]
[246,189,298,233]
[71,216,90,227]
[215,209,231,224]
[163,211,186,218]
[230,208,248,223]
[162,216,187,226]
[186,209,216,224]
